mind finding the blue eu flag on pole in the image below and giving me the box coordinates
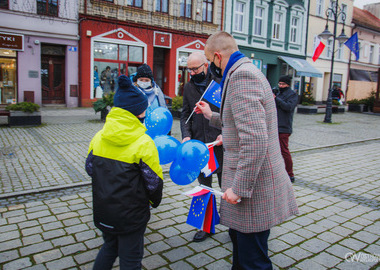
[203,80,222,108]
[344,32,360,61]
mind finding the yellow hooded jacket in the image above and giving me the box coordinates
[86,107,163,234]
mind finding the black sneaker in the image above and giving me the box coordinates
[290,176,295,183]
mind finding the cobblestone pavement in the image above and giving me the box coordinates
[0,108,380,269]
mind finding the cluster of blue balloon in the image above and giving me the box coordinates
[146,107,210,185]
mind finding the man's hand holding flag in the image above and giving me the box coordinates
[185,80,222,124]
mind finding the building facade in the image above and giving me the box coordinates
[306,0,354,104]
[346,7,380,101]
[0,0,79,107]
[224,0,320,95]
[79,0,223,107]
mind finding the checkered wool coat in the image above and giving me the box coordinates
[209,57,298,233]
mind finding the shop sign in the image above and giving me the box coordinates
[154,31,171,48]
[252,59,262,70]
[28,70,39,78]
[68,46,77,52]
[0,32,24,51]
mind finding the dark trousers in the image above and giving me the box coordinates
[279,133,294,178]
[198,171,222,188]
[229,229,272,270]
[93,227,145,270]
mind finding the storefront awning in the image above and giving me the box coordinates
[279,56,323,78]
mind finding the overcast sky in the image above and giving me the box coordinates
[354,0,380,9]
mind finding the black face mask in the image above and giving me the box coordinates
[191,71,206,83]
[210,55,223,78]
[138,116,145,123]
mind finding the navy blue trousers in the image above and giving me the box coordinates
[93,227,145,270]
[229,228,273,270]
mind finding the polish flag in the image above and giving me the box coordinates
[200,144,219,177]
[312,37,326,62]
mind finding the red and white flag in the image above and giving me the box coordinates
[312,37,326,62]
[200,144,219,177]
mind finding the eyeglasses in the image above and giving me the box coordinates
[187,63,205,73]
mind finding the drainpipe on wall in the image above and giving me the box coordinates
[78,18,84,107]
[221,0,225,31]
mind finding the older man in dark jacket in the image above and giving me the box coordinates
[274,75,298,183]
[180,51,223,242]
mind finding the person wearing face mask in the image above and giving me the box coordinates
[194,31,298,269]
[274,75,298,183]
[86,74,163,269]
[180,51,224,242]
[133,63,167,116]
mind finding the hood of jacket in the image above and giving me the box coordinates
[100,107,147,147]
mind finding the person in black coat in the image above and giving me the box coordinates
[180,51,223,242]
[274,75,298,183]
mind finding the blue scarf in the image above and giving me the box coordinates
[220,51,246,93]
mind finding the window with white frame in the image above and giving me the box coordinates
[234,1,245,32]
[369,45,374,63]
[290,16,300,43]
[328,1,334,20]
[272,11,284,40]
[339,4,347,23]
[254,6,264,36]
[336,42,343,59]
[316,0,324,16]
[326,38,333,58]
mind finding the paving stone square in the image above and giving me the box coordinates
[0,109,380,269]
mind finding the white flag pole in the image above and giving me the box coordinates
[184,80,215,125]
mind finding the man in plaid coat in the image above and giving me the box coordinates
[195,31,298,269]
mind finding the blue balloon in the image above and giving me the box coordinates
[145,107,173,138]
[169,161,199,186]
[153,135,180,165]
[176,140,210,171]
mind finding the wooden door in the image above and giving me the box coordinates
[41,56,65,104]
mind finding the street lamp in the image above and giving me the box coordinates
[318,0,348,123]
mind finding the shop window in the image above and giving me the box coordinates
[94,42,118,60]
[0,50,17,104]
[156,0,168,13]
[127,0,142,8]
[129,46,143,62]
[37,0,58,16]
[93,41,144,98]
[0,0,8,9]
[202,0,213,23]
[180,0,191,18]
[177,52,191,96]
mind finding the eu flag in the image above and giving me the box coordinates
[186,192,212,229]
[344,32,360,61]
[203,80,222,108]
